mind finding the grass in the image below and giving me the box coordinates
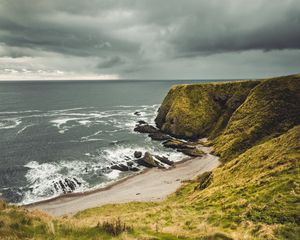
[1,74,299,239]
[156,74,300,162]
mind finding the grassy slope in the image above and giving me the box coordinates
[156,74,300,161]
[155,80,259,140]
[214,75,300,161]
[0,74,299,239]
[72,125,300,240]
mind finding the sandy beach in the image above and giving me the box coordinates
[26,146,219,216]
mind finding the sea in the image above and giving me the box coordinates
[0,79,218,204]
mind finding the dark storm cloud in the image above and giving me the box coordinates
[0,0,299,79]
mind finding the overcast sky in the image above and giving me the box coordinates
[0,0,299,80]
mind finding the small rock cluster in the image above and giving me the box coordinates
[134,121,172,141]
[110,151,174,173]
[53,177,82,194]
[162,139,204,157]
[134,120,204,157]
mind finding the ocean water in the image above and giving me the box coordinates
[0,80,216,204]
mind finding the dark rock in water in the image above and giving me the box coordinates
[177,148,205,157]
[127,161,134,167]
[124,155,131,160]
[134,151,142,158]
[134,111,141,116]
[148,132,172,141]
[137,120,147,125]
[111,164,129,171]
[65,178,76,191]
[54,182,59,191]
[53,178,82,194]
[162,139,195,150]
[130,166,140,172]
[73,178,82,186]
[59,180,65,193]
[134,124,158,134]
[154,155,174,166]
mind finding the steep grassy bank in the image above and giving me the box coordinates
[1,74,299,239]
[74,125,300,239]
[156,74,300,161]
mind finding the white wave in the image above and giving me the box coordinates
[106,170,120,179]
[79,138,103,142]
[50,117,79,133]
[78,120,91,126]
[0,119,22,129]
[17,124,33,134]
[50,107,92,113]
[101,145,184,166]
[22,160,89,204]
[0,110,40,115]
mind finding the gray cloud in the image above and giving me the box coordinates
[0,0,299,79]
[97,56,126,69]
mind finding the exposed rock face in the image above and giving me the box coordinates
[53,178,82,194]
[134,124,158,134]
[177,148,204,157]
[136,152,159,168]
[162,139,195,150]
[148,132,172,141]
[154,155,174,166]
[111,164,129,171]
[155,75,300,161]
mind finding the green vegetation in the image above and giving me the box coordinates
[155,80,260,140]
[156,74,300,161]
[1,74,299,239]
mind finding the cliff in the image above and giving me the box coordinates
[156,74,300,161]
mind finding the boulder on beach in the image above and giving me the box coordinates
[177,148,205,157]
[136,152,162,168]
[154,155,174,166]
[134,124,158,134]
[111,164,129,171]
[134,151,142,158]
[162,139,195,150]
[148,132,172,141]
[137,120,147,125]
[130,166,140,172]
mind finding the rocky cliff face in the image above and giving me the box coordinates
[156,74,300,161]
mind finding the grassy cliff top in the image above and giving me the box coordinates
[156,74,300,161]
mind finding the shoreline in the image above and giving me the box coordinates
[23,156,192,207]
[25,146,219,216]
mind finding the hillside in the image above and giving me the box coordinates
[156,74,300,161]
[0,74,299,240]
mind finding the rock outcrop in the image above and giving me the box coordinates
[134,124,158,134]
[53,178,82,194]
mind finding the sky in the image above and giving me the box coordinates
[0,0,299,80]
